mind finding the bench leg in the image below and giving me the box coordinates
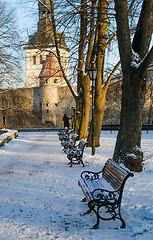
[67,157,72,167]
[87,199,126,229]
[79,158,85,167]
[84,209,92,215]
[88,201,125,229]
[69,162,72,167]
[118,208,126,228]
[91,211,100,229]
[88,201,100,229]
[120,219,126,229]
[81,197,87,202]
[92,219,100,229]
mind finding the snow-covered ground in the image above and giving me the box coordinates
[0,131,153,240]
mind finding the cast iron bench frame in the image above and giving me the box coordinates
[67,139,87,167]
[58,129,73,143]
[78,158,134,229]
[62,133,79,153]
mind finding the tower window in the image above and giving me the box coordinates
[46,79,48,84]
[32,55,36,65]
[46,103,48,107]
[47,109,49,113]
[39,55,42,64]
[54,79,57,83]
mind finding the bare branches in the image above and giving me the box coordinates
[132,0,153,59]
[139,46,153,75]
[114,0,132,72]
[0,1,23,88]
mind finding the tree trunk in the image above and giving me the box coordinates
[75,74,91,139]
[75,97,82,135]
[113,0,153,172]
[75,0,91,139]
[94,87,107,146]
[88,86,107,147]
[88,0,109,148]
[113,71,146,172]
[79,74,91,139]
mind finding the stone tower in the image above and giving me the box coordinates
[25,0,69,87]
[24,0,69,125]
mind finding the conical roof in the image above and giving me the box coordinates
[39,52,63,78]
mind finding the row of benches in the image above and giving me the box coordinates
[57,129,134,229]
[57,129,87,167]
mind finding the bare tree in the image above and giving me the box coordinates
[113,0,153,171]
[27,1,152,158]
[0,0,23,88]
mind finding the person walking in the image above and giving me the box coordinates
[63,114,72,129]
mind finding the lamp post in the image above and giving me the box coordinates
[88,61,98,155]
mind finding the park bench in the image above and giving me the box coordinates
[57,129,65,138]
[58,129,73,143]
[57,127,69,137]
[60,130,74,147]
[78,158,134,229]
[57,128,69,140]
[62,133,79,153]
[66,139,87,167]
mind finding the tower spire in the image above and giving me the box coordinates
[38,0,54,34]
[26,0,67,49]
[31,0,54,47]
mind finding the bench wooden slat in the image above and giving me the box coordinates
[102,161,128,190]
[103,168,123,189]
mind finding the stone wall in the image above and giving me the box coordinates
[56,86,76,128]
[0,83,152,129]
[0,85,76,129]
[0,87,42,129]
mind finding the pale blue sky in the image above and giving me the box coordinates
[4,0,38,42]
[3,0,38,85]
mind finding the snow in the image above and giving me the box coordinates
[130,61,139,69]
[131,49,141,69]
[0,130,153,239]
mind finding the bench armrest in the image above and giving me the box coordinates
[80,170,103,180]
[92,188,119,201]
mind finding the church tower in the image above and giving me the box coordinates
[25,0,69,87]
[37,0,54,39]
[25,0,69,126]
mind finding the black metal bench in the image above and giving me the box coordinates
[62,133,79,153]
[78,158,134,229]
[66,139,87,167]
[58,129,73,143]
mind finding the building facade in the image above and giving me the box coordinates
[24,0,70,126]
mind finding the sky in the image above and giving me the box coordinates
[3,0,38,85]
[4,0,38,42]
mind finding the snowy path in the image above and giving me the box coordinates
[0,131,153,239]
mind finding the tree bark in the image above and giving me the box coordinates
[88,0,109,147]
[79,74,91,139]
[113,0,153,172]
[76,0,95,139]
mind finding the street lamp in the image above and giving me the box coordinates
[88,61,98,155]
